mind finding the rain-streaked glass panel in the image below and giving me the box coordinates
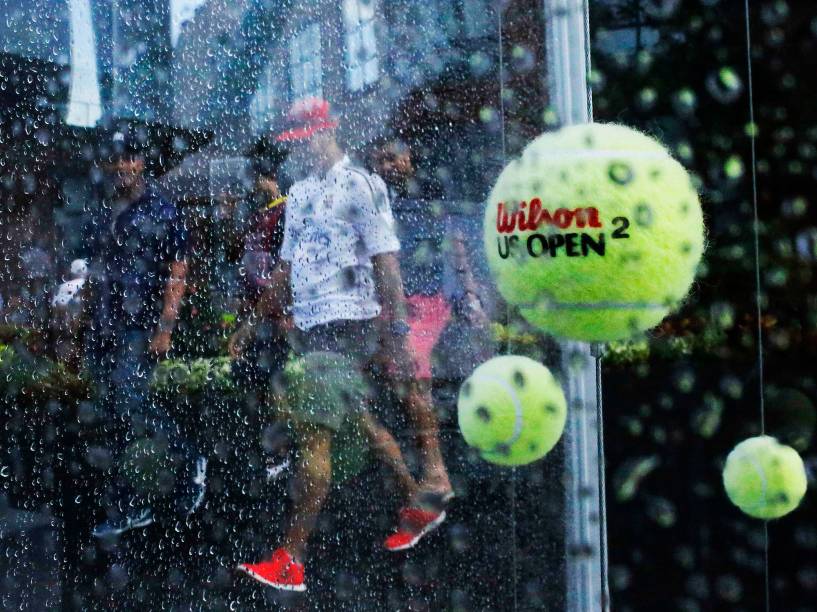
[3,1,813,611]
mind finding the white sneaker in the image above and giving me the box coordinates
[184,456,207,517]
[266,456,291,482]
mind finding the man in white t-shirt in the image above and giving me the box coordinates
[281,133,397,328]
[229,98,451,592]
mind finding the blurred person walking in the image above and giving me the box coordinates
[81,131,206,537]
[368,137,490,468]
[229,98,449,592]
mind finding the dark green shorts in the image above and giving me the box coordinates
[285,319,379,431]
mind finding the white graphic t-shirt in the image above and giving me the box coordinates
[280,155,400,331]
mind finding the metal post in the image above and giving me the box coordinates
[544,1,610,610]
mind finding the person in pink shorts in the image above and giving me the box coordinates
[369,138,489,381]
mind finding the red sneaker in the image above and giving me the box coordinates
[236,548,306,592]
[384,507,447,552]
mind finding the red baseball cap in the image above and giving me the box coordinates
[276,97,339,142]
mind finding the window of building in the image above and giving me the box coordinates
[343,0,379,91]
[249,61,277,132]
[289,23,322,100]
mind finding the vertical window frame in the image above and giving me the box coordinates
[343,0,380,92]
[289,22,323,101]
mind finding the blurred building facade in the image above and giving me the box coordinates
[172,0,547,201]
[173,0,505,135]
[0,0,548,313]
[0,0,547,197]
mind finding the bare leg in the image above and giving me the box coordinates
[359,410,419,500]
[400,379,453,497]
[281,424,332,562]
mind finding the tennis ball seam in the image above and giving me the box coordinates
[520,300,667,311]
[469,373,524,453]
[523,150,671,161]
[458,356,567,466]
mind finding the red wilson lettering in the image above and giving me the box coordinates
[496,200,603,234]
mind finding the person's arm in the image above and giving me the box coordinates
[228,260,291,358]
[449,221,489,326]
[372,252,409,325]
[348,170,408,351]
[451,229,479,296]
[150,259,187,355]
[371,251,416,377]
[149,200,191,355]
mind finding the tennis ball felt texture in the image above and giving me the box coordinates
[484,123,705,342]
[457,355,566,466]
[722,436,807,520]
